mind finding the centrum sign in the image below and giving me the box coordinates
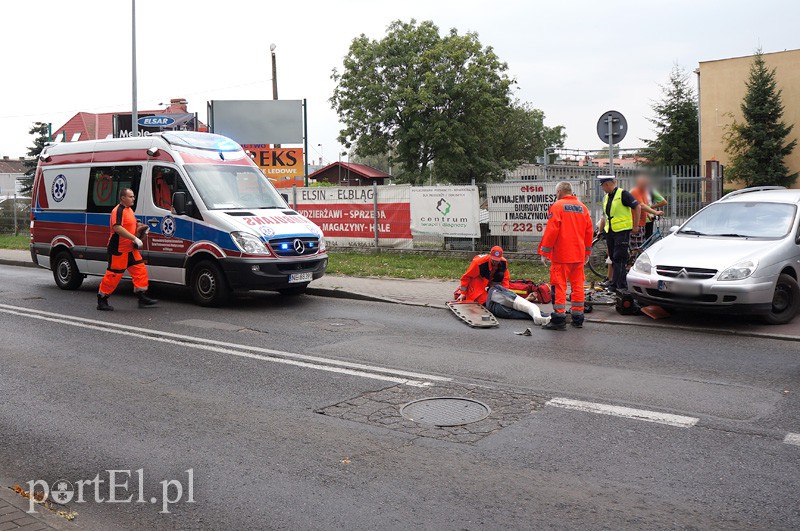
[486,182,570,237]
[410,186,480,237]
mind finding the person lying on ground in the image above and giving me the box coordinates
[455,246,550,325]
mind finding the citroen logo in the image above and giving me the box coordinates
[293,239,305,255]
[677,268,689,278]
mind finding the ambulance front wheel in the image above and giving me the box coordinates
[190,260,230,307]
[52,251,84,290]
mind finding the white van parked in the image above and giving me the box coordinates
[30,131,327,306]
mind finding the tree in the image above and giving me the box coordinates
[20,122,50,195]
[331,20,562,184]
[494,103,566,165]
[724,50,797,187]
[642,65,699,166]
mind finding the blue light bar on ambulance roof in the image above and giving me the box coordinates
[160,131,241,152]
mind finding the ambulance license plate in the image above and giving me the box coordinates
[658,280,701,295]
[289,272,313,283]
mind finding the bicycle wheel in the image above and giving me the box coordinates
[588,237,608,279]
[586,290,617,306]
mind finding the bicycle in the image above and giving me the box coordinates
[588,217,667,279]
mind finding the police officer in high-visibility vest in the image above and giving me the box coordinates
[597,175,641,293]
[538,181,593,330]
[97,188,158,311]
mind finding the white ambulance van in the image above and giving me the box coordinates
[29,131,327,306]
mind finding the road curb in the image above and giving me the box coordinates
[0,258,37,269]
[309,284,799,342]
[307,287,448,309]
[0,479,82,529]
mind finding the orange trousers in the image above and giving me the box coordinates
[550,262,585,315]
[99,250,149,296]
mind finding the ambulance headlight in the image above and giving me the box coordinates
[632,252,652,275]
[319,236,326,253]
[230,231,271,255]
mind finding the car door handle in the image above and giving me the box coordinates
[147,218,160,226]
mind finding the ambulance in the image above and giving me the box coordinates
[29,131,327,306]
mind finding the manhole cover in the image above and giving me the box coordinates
[400,397,491,427]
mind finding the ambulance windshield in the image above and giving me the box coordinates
[184,165,287,210]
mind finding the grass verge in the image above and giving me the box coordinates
[0,234,29,250]
[326,251,550,282]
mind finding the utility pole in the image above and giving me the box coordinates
[131,0,138,137]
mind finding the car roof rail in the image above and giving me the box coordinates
[720,186,786,200]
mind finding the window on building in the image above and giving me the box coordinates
[70,132,81,142]
[87,165,142,213]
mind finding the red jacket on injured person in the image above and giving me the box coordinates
[458,250,510,305]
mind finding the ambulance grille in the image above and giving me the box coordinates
[269,237,319,257]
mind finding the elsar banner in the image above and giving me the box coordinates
[486,182,566,237]
[410,186,480,237]
[294,185,412,248]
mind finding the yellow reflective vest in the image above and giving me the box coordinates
[603,188,634,232]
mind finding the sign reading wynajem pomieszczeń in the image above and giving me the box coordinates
[486,182,561,237]
[294,185,412,249]
[241,144,304,189]
[410,186,481,238]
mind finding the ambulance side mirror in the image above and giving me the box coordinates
[172,192,187,215]
[280,193,290,204]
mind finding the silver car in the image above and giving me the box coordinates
[627,187,800,324]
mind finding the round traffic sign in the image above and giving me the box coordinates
[597,110,627,144]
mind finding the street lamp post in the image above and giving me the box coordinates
[270,43,278,100]
[131,0,138,137]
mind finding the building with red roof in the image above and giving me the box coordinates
[52,98,206,142]
[308,161,390,186]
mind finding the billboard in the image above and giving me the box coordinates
[113,113,197,138]
[486,182,562,237]
[209,100,303,145]
[410,186,480,237]
[242,144,304,189]
[294,185,412,248]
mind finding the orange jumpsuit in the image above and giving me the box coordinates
[458,254,510,305]
[99,204,149,296]
[538,195,593,317]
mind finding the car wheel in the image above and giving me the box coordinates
[278,283,309,296]
[190,260,230,307]
[52,251,84,290]
[762,274,800,325]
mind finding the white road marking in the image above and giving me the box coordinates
[546,397,699,428]
[784,433,800,446]
[0,304,450,387]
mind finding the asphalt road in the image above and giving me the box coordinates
[0,265,798,530]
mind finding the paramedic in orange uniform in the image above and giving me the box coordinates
[97,188,158,311]
[538,181,593,330]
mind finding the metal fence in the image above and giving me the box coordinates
[0,194,30,236]
[292,164,721,254]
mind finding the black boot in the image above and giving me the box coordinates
[137,292,159,308]
[97,294,114,311]
[542,312,566,331]
[571,314,584,328]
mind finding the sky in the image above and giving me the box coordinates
[1,0,798,163]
